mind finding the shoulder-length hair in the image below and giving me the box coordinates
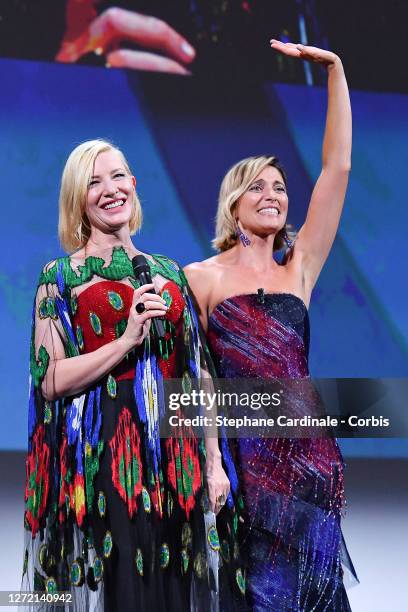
[58,139,142,253]
[212,155,295,252]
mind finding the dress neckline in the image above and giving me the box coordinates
[208,292,309,320]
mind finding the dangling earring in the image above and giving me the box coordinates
[283,229,294,249]
[235,220,251,247]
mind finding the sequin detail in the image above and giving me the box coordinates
[93,557,103,582]
[207,294,351,607]
[70,558,84,586]
[106,374,117,399]
[43,402,52,424]
[76,325,84,351]
[135,548,143,576]
[103,531,113,558]
[181,548,189,574]
[194,552,207,579]
[159,543,170,569]
[236,568,246,595]
[142,487,151,513]
[181,523,193,549]
[207,524,220,551]
[45,577,57,594]
[97,491,106,518]
[108,291,124,311]
[89,312,103,336]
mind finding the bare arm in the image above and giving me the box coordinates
[184,262,230,512]
[41,284,167,400]
[271,41,352,292]
[183,262,213,332]
[44,336,135,401]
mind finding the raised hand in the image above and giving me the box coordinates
[270,39,339,67]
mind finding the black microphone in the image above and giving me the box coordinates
[257,288,265,304]
[132,255,166,339]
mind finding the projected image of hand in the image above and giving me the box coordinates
[56,6,196,75]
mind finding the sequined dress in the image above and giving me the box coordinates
[207,293,357,611]
[22,247,245,612]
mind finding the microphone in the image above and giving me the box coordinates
[132,255,166,339]
[257,288,265,304]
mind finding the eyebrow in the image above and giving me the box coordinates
[90,168,125,179]
[249,179,285,187]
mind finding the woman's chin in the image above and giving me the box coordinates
[252,223,284,238]
[100,215,131,232]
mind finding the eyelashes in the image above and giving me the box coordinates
[248,184,286,193]
[88,173,126,187]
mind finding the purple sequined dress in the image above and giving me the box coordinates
[208,293,357,611]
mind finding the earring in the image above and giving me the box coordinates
[235,221,251,247]
[283,230,294,249]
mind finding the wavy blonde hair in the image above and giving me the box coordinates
[58,139,142,252]
[213,155,295,252]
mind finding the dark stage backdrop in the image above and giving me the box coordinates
[0,1,407,454]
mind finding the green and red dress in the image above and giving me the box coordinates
[23,246,245,611]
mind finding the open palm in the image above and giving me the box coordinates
[270,39,338,66]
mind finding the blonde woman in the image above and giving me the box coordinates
[185,41,357,610]
[22,140,245,611]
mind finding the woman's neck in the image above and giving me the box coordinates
[233,233,278,273]
[86,227,136,253]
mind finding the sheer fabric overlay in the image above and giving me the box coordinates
[22,246,245,612]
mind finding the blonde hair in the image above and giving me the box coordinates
[213,155,295,252]
[58,139,142,252]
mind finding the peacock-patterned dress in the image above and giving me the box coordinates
[22,246,245,611]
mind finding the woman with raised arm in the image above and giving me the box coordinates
[185,41,357,610]
[22,139,246,611]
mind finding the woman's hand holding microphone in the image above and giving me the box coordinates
[118,283,168,351]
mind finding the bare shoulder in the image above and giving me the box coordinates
[184,256,225,324]
[184,255,223,286]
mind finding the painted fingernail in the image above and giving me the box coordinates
[181,41,195,57]
[94,46,104,56]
